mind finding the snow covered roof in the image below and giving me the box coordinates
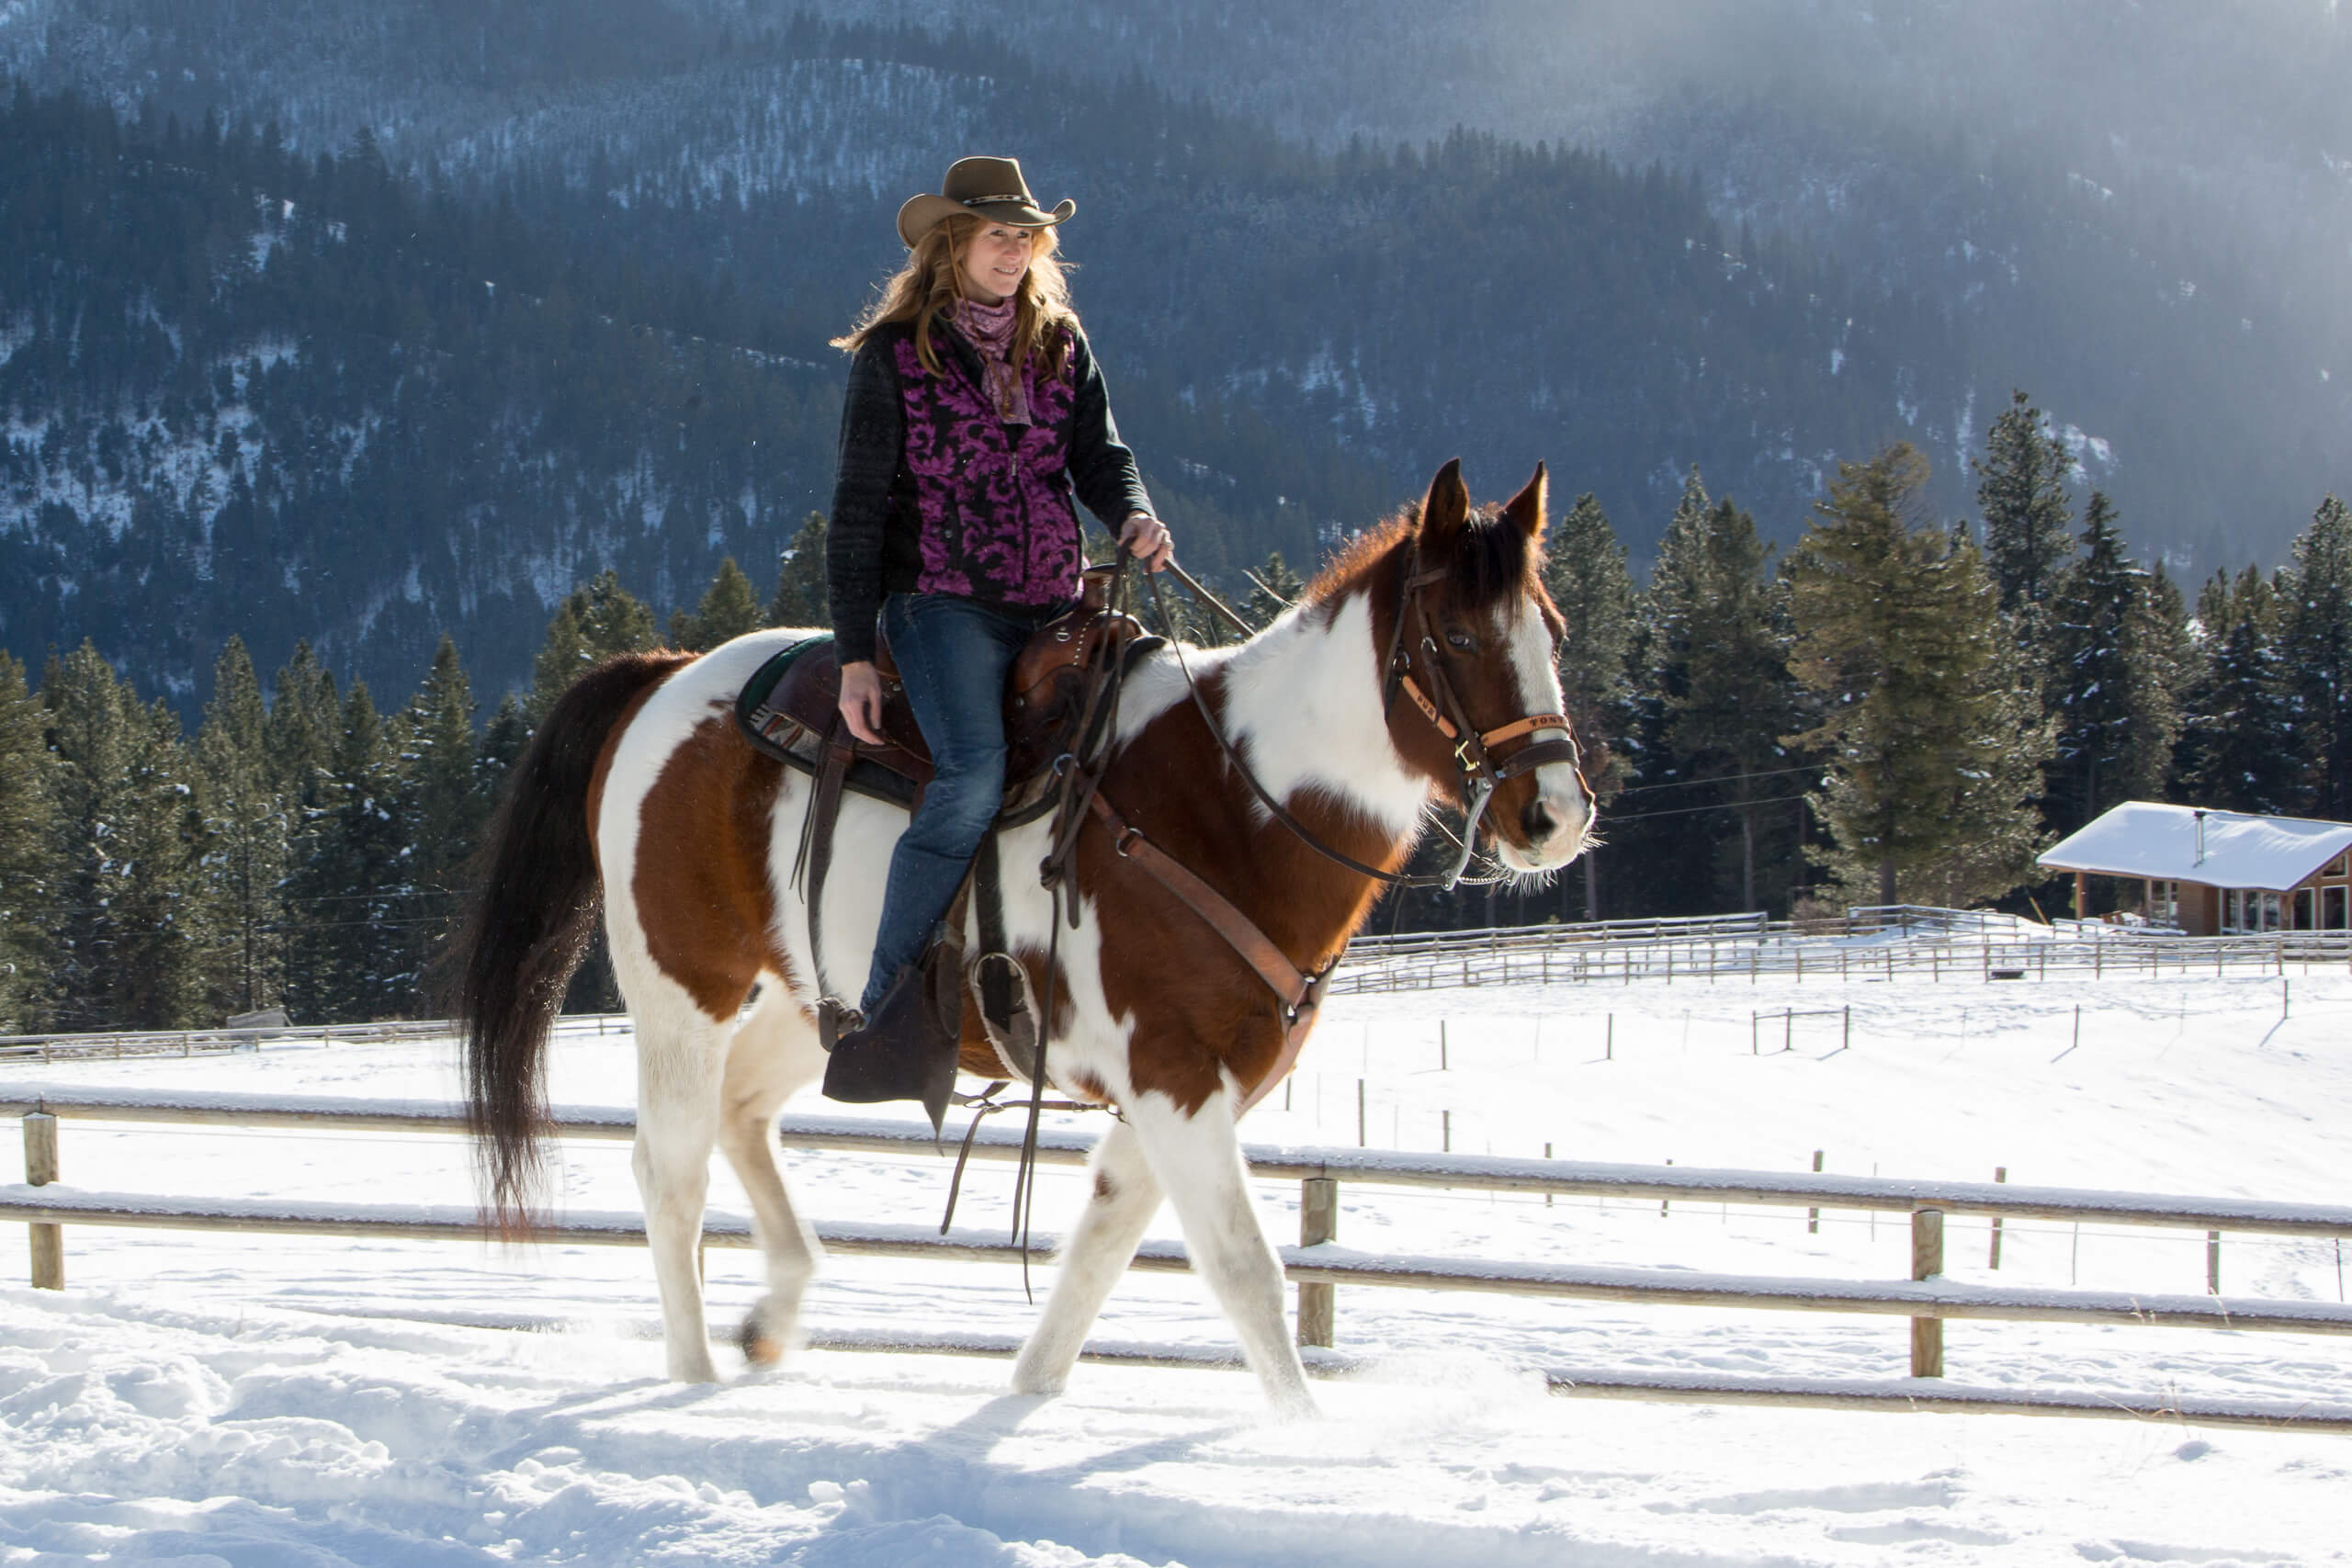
[2039,801,2352,892]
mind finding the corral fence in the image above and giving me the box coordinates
[1336,906,2352,994]
[7,1085,2351,1432]
[0,1013,631,1066]
[9,907,2336,1068]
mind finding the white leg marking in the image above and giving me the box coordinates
[716,982,829,1365]
[626,991,729,1383]
[1011,1119,1164,1395]
[1124,1089,1317,1417]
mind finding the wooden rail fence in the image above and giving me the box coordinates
[0,1015,632,1066]
[7,1085,2350,1430]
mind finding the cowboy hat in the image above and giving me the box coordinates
[896,155,1075,248]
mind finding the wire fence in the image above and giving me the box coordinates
[1334,906,2352,994]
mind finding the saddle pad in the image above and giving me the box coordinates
[734,634,929,807]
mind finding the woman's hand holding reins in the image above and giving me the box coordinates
[837,660,888,745]
[1121,513,1174,573]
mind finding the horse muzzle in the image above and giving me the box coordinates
[1495,771,1592,874]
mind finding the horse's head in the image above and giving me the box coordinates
[1384,459,1593,875]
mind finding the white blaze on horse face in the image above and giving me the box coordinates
[1496,600,1592,872]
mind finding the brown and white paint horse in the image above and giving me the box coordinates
[453,460,1591,1415]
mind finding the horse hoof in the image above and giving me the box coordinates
[738,1314,785,1367]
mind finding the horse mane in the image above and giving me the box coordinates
[1302,501,1544,619]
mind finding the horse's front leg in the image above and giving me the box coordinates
[1011,1116,1163,1395]
[1122,1087,1317,1417]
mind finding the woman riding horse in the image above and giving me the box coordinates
[824,155,1173,1088]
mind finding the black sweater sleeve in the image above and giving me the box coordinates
[1066,329,1156,531]
[825,336,903,665]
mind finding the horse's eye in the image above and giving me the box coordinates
[1444,629,1476,652]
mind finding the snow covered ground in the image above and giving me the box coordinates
[6,963,2351,1565]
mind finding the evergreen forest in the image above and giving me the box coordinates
[5,432,2350,1033]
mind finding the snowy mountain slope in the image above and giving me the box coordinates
[772,0,2352,565]
[3,0,2345,636]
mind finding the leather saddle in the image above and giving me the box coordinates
[735,568,1161,820]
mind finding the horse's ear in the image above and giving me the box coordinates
[1503,462,1547,542]
[1419,458,1470,546]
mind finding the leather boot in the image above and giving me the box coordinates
[820,962,958,1131]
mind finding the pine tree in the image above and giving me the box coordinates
[1973,389,2076,627]
[42,644,208,1030]
[264,640,341,809]
[400,635,482,925]
[0,652,62,1032]
[1787,444,2052,908]
[2278,494,2352,819]
[1538,491,1636,919]
[475,691,531,808]
[2043,492,2181,836]
[531,570,659,720]
[285,682,418,1022]
[192,637,290,1017]
[1242,549,1306,627]
[2175,568,2303,816]
[1623,468,1720,812]
[767,512,831,628]
[669,557,764,652]
[1640,481,1808,912]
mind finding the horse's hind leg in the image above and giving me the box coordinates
[716,982,828,1365]
[1122,1090,1317,1417]
[1011,1117,1163,1396]
[628,987,734,1382]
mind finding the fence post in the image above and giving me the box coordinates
[1989,1167,2007,1269]
[2208,1230,2222,1295]
[1297,1177,1338,1348]
[26,1110,62,1290]
[1808,1149,1823,1234]
[1910,1207,1945,1378]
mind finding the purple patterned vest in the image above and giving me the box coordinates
[894,328,1082,606]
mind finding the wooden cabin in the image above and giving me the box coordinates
[2038,802,2352,935]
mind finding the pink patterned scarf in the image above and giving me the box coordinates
[952,296,1031,426]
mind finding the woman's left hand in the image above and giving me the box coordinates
[1120,513,1174,573]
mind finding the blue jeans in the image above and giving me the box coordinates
[859,592,1068,1011]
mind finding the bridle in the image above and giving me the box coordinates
[1374,534,1586,885]
[1152,530,1586,892]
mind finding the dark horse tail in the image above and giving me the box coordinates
[449,651,687,1235]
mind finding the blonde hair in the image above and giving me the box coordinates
[833,213,1077,377]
